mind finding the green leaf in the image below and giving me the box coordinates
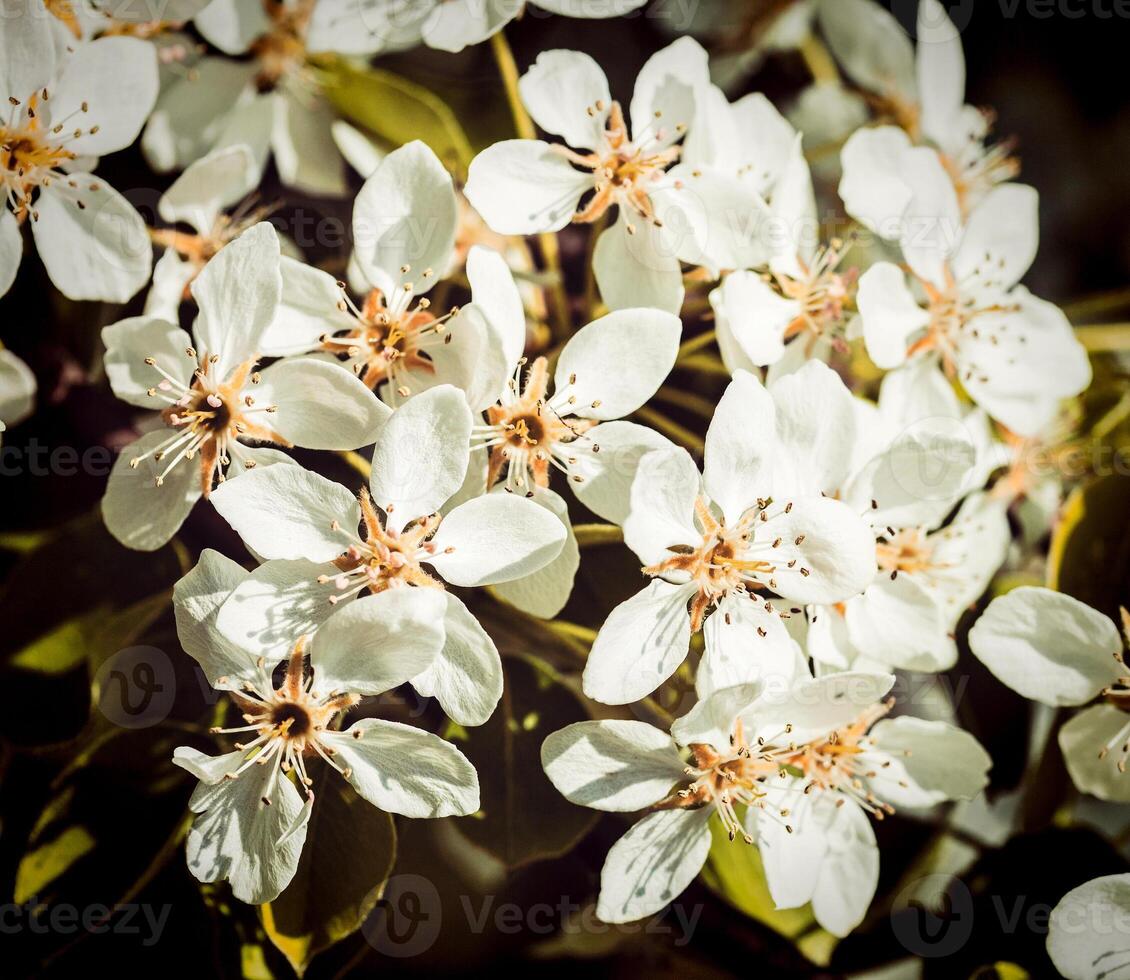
[319,58,475,177]
[445,654,596,868]
[1047,473,1130,621]
[261,765,397,976]
[0,511,185,676]
[14,824,96,904]
[699,814,838,966]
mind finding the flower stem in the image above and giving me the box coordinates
[573,523,623,547]
[632,405,705,453]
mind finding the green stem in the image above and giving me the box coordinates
[633,405,705,453]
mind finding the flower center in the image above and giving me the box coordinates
[251,1,313,92]
[320,272,460,399]
[874,528,935,579]
[554,100,683,233]
[321,487,447,602]
[644,496,807,630]
[774,238,857,353]
[475,356,598,494]
[209,636,362,801]
[131,350,286,494]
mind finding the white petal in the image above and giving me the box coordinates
[758,784,830,910]
[702,370,776,525]
[698,593,809,699]
[916,0,967,151]
[582,580,696,705]
[519,49,610,150]
[709,270,799,368]
[306,0,430,55]
[369,384,472,529]
[183,760,307,904]
[968,587,1123,707]
[897,146,962,283]
[259,256,356,356]
[0,208,22,300]
[193,0,270,54]
[191,222,281,377]
[102,315,194,409]
[767,135,816,272]
[270,89,346,196]
[597,808,712,924]
[535,0,648,13]
[659,167,770,271]
[749,671,895,744]
[923,492,1010,619]
[423,0,515,52]
[845,576,956,672]
[464,139,590,235]
[32,177,151,303]
[1059,705,1130,803]
[426,492,567,587]
[0,0,60,108]
[856,261,930,369]
[868,716,991,807]
[671,681,763,748]
[622,446,702,566]
[172,548,257,690]
[844,430,975,530]
[331,120,384,178]
[817,0,916,101]
[629,37,709,147]
[323,719,480,818]
[255,357,388,450]
[489,488,578,619]
[571,421,676,526]
[101,429,201,551]
[541,720,684,812]
[809,799,879,937]
[141,58,256,173]
[1048,873,1130,980]
[160,145,259,235]
[410,592,502,727]
[210,464,360,562]
[769,359,859,496]
[838,126,914,235]
[352,140,457,296]
[144,249,195,321]
[466,244,526,373]
[592,215,684,315]
[310,588,446,695]
[552,308,681,421]
[215,558,342,661]
[952,184,1039,292]
[46,37,158,156]
[0,348,35,427]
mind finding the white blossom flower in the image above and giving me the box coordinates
[1,15,158,300]
[1047,873,1130,980]
[464,39,768,314]
[542,672,989,932]
[141,0,350,196]
[970,587,1130,803]
[172,548,478,904]
[465,302,681,618]
[101,222,388,551]
[259,140,499,405]
[707,137,857,371]
[853,171,1091,438]
[308,0,650,56]
[583,363,876,704]
[208,384,568,726]
[144,143,265,320]
[0,348,36,437]
[826,0,1017,215]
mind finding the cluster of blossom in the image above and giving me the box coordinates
[4,0,1121,959]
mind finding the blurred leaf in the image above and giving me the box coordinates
[261,766,396,976]
[699,814,837,966]
[1047,473,1130,621]
[14,825,96,904]
[0,511,185,676]
[445,654,596,868]
[320,58,474,177]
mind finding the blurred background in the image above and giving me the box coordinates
[2,1,1129,977]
